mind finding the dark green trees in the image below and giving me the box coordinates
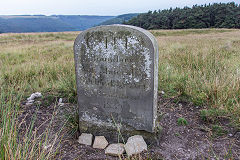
[125,2,240,29]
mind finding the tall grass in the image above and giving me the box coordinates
[1,29,240,159]
[0,32,77,99]
[0,85,66,159]
[0,32,77,159]
[157,30,240,126]
[0,85,21,159]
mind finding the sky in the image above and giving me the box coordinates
[0,0,238,16]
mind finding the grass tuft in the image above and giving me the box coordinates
[177,117,188,126]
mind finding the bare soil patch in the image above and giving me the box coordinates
[18,94,240,159]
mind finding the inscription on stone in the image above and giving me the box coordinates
[74,25,158,132]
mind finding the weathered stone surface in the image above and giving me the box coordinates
[93,136,108,149]
[124,135,147,156]
[78,133,93,146]
[105,143,125,156]
[74,25,158,132]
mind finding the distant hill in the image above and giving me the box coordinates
[99,13,139,25]
[0,15,115,33]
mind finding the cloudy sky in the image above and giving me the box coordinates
[0,0,238,16]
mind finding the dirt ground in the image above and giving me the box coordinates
[18,94,240,160]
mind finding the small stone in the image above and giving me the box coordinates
[43,144,52,150]
[27,92,42,101]
[27,100,34,103]
[26,99,34,105]
[78,133,93,146]
[59,98,63,103]
[93,136,108,149]
[25,102,33,106]
[58,98,64,106]
[105,143,125,156]
[124,135,147,156]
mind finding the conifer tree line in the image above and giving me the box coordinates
[125,2,240,29]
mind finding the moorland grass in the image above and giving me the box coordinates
[157,30,240,126]
[0,29,240,159]
[0,32,77,100]
[152,28,237,37]
[0,85,61,160]
[0,32,77,159]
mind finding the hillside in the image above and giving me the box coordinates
[99,13,139,25]
[0,15,114,33]
[1,2,239,33]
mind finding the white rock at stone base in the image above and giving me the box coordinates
[78,133,93,146]
[26,99,34,105]
[58,98,64,106]
[43,144,52,150]
[93,136,108,149]
[25,102,33,106]
[105,143,125,156]
[27,100,34,103]
[59,98,63,103]
[27,92,42,101]
[124,135,147,156]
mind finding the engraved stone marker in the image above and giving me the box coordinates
[74,25,158,132]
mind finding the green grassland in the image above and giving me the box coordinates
[1,29,240,159]
[157,29,240,125]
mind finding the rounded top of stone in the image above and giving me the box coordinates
[74,24,157,49]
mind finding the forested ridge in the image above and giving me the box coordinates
[125,2,240,29]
